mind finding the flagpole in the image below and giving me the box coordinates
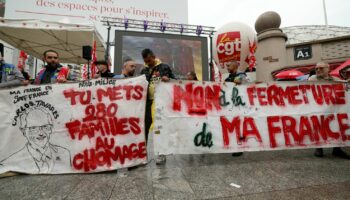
[322,0,329,36]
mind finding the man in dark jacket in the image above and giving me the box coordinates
[225,61,249,84]
[140,49,176,82]
[93,60,114,78]
[225,61,250,157]
[140,48,175,165]
[35,50,71,84]
[113,57,137,79]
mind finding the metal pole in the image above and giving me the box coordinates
[209,34,213,81]
[34,58,38,78]
[87,61,90,80]
[105,23,111,62]
[322,0,329,36]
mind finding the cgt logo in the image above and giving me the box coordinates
[216,32,241,63]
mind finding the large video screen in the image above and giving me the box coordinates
[114,31,209,80]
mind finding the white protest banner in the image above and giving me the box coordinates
[5,0,188,24]
[0,76,148,174]
[154,81,350,155]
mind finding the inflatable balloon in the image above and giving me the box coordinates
[212,22,257,72]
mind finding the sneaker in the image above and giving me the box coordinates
[232,152,243,157]
[314,148,324,157]
[332,147,350,159]
[156,155,166,165]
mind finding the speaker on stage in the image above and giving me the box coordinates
[82,45,92,60]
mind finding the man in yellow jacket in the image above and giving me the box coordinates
[140,48,175,165]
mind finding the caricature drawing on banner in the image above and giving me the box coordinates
[0,105,71,174]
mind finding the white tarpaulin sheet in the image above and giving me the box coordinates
[0,18,105,64]
[154,81,350,155]
[0,76,148,174]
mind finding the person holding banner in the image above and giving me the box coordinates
[339,66,350,82]
[308,62,340,81]
[141,48,175,165]
[0,52,25,88]
[20,67,30,85]
[93,60,115,78]
[113,57,137,79]
[342,67,350,90]
[309,62,350,159]
[225,61,250,157]
[225,61,250,84]
[186,71,198,81]
[35,50,71,84]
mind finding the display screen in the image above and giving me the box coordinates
[114,31,209,80]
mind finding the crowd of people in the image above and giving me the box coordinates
[0,48,349,169]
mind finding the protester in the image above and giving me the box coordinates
[35,50,71,84]
[113,57,137,79]
[20,67,30,85]
[93,60,114,78]
[225,61,250,84]
[308,62,349,159]
[113,57,141,172]
[0,52,25,88]
[340,66,350,81]
[114,57,142,171]
[186,71,198,81]
[140,48,175,165]
[308,68,316,79]
[308,62,340,81]
[225,61,250,157]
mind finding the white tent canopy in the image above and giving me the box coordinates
[0,18,105,64]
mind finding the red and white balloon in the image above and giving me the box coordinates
[212,22,257,72]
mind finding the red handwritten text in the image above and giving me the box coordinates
[267,113,350,148]
[63,85,143,105]
[73,138,146,172]
[173,83,221,115]
[220,116,262,147]
[247,83,346,106]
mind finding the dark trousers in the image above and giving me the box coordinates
[144,99,153,142]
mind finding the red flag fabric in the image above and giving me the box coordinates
[247,41,257,71]
[329,59,350,79]
[90,40,97,78]
[17,51,28,70]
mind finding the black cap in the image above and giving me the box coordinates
[94,60,108,66]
